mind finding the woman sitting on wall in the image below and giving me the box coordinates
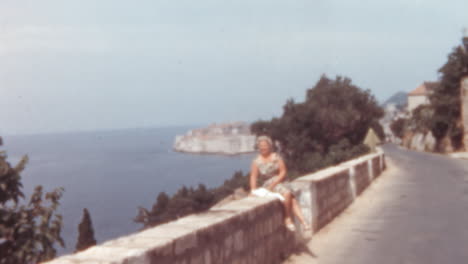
[250,136,310,232]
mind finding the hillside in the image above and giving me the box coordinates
[383,91,408,110]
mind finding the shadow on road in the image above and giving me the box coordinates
[289,237,317,259]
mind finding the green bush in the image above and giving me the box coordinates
[0,147,65,263]
[134,171,249,228]
[429,45,468,149]
[390,118,408,139]
[251,75,382,174]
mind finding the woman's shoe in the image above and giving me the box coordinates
[286,222,296,232]
[285,218,296,232]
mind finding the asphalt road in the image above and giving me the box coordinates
[285,144,468,264]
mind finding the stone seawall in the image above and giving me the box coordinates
[291,153,385,232]
[45,150,385,264]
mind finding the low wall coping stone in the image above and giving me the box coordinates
[295,150,383,183]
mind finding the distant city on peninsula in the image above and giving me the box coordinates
[173,121,256,155]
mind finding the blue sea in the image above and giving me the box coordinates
[2,126,255,255]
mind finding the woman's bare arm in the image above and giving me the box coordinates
[250,161,258,191]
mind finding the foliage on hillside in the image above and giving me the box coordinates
[134,171,248,228]
[251,75,383,177]
[390,118,408,139]
[429,45,468,150]
[391,104,434,138]
[409,105,435,133]
[0,144,65,263]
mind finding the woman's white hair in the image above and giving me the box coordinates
[256,135,273,147]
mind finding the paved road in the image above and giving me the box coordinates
[285,144,468,264]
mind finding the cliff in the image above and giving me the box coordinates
[173,122,256,155]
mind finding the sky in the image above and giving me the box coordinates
[0,0,467,135]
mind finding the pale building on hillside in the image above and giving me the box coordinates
[407,82,438,113]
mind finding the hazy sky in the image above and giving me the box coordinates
[1,0,467,135]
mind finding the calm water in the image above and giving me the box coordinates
[2,126,254,255]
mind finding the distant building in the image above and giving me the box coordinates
[407,82,438,113]
[380,103,408,143]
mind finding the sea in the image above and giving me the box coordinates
[2,126,255,255]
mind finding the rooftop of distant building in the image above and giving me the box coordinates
[408,81,439,96]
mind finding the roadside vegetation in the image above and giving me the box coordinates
[391,39,468,151]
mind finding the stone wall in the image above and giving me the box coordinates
[45,150,385,264]
[290,153,384,233]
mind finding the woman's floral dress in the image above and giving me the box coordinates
[255,152,293,195]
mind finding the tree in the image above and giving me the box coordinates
[409,105,435,133]
[0,142,65,263]
[390,118,408,139]
[251,75,383,175]
[75,208,97,253]
[429,44,468,149]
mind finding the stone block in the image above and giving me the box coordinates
[233,230,245,252]
[224,234,234,258]
[106,237,174,261]
[71,246,150,264]
[190,252,205,264]
[266,218,273,234]
[258,221,266,238]
[372,157,381,177]
[203,249,212,264]
[367,159,374,180]
[174,259,188,264]
[272,211,283,228]
[209,246,224,264]
[174,232,197,255]
[330,193,341,205]
[138,225,193,240]
[338,176,348,187]
[43,257,81,264]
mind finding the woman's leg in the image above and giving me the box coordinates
[282,191,293,224]
[291,196,308,227]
